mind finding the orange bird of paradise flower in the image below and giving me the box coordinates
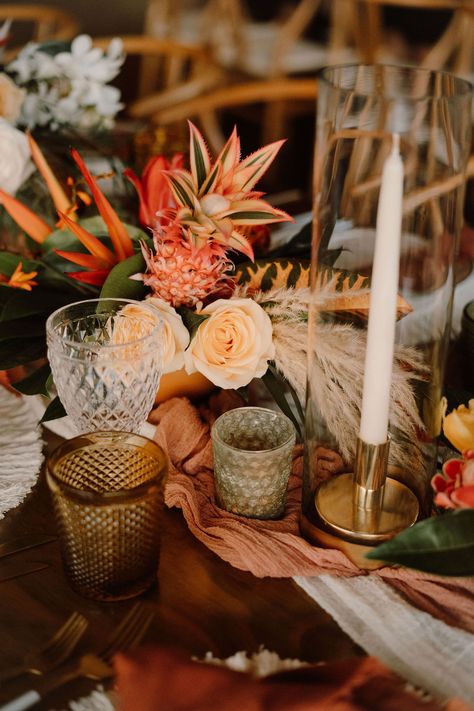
[0,262,38,291]
[0,135,134,287]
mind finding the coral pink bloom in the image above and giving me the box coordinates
[431,450,474,509]
[124,154,184,228]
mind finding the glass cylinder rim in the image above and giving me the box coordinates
[318,63,473,102]
[46,298,163,352]
[212,406,296,453]
[47,430,167,503]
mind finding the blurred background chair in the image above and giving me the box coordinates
[344,0,474,76]
[149,77,318,198]
[93,34,223,114]
[0,4,79,62]
[143,0,357,79]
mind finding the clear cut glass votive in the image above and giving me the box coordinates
[211,407,296,519]
[47,431,167,602]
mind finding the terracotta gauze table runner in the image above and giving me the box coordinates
[149,394,474,635]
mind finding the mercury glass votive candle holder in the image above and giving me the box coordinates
[211,407,296,519]
[47,431,167,602]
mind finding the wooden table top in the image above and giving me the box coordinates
[0,429,362,710]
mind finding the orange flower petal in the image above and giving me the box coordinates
[68,269,110,286]
[0,188,52,243]
[71,149,134,261]
[27,133,74,217]
[54,250,110,270]
[57,212,116,266]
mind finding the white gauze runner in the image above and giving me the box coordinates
[0,389,43,519]
[294,574,474,705]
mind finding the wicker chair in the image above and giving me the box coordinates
[92,35,224,117]
[0,4,79,61]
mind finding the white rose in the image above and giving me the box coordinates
[184,298,275,389]
[0,73,25,123]
[0,119,34,194]
[145,298,190,374]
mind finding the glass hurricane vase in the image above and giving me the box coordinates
[303,64,472,536]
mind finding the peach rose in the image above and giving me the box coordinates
[112,300,189,374]
[0,73,25,123]
[184,298,275,389]
[144,298,190,374]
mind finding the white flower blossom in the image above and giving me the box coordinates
[0,119,34,194]
[6,35,125,132]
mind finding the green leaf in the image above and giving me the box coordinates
[38,253,99,295]
[0,315,47,341]
[229,211,282,221]
[0,252,40,276]
[41,217,147,253]
[0,288,73,322]
[366,509,474,576]
[192,134,207,189]
[271,220,311,258]
[12,362,51,397]
[269,364,305,425]
[235,385,249,403]
[40,396,67,423]
[177,307,209,339]
[167,175,195,210]
[0,337,47,369]
[260,368,302,440]
[100,252,147,301]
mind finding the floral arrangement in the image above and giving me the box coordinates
[368,399,474,575]
[0,34,124,132]
[0,121,427,448]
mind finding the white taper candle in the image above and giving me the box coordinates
[359,134,404,445]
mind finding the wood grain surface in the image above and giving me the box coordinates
[0,430,361,710]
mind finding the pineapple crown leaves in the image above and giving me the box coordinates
[161,122,292,260]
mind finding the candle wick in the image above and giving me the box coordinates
[392,133,400,155]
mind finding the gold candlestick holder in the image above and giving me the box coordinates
[301,437,419,568]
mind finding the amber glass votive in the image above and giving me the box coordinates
[211,407,296,519]
[47,431,167,602]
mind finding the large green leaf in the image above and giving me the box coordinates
[0,288,74,322]
[0,315,47,341]
[261,367,302,440]
[0,337,47,369]
[366,509,474,576]
[99,252,147,301]
[41,217,148,253]
[12,362,51,397]
[37,253,99,295]
[177,307,209,339]
[0,252,40,276]
[40,396,67,423]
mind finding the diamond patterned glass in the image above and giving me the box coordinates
[46,299,163,433]
[212,407,296,519]
[47,431,167,601]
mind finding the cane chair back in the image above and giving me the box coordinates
[343,0,474,75]
[92,35,223,115]
[0,4,79,62]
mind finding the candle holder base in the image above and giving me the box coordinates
[304,472,419,555]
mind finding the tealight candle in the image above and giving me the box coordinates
[359,135,404,446]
